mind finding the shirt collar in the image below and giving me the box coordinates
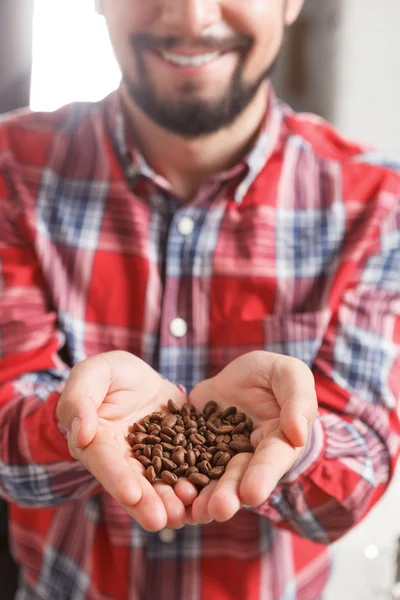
[105,85,283,205]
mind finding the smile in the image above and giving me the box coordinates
[159,51,222,68]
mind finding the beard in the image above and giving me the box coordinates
[122,34,280,139]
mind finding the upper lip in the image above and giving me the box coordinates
[159,49,226,56]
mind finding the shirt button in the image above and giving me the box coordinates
[177,216,195,236]
[170,318,188,338]
[158,528,177,544]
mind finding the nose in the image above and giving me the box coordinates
[160,0,222,36]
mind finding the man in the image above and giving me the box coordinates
[0,0,399,598]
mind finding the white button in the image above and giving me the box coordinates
[158,528,177,544]
[178,216,195,236]
[170,318,188,338]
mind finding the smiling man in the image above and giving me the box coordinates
[0,1,400,600]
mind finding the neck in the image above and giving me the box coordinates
[120,82,270,201]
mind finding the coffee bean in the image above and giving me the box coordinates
[216,452,231,467]
[144,435,162,445]
[229,440,254,453]
[175,425,185,434]
[132,443,146,451]
[203,401,217,419]
[173,433,185,446]
[212,451,225,466]
[232,434,250,442]
[220,406,237,420]
[209,466,225,479]
[199,426,207,434]
[218,424,235,434]
[206,421,220,435]
[167,399,180,414]
[198,460,212,475]
[161,414,178,429]
[152,447,163,458]
[137,455,152,468]
[147,423,161,434]
[176,417,184,427]
[205,431,216,444]
[132,423,146,434]
[150,412,163,422]
[199,452,213,462]
[172,448,186,466]
[193,448,201,458]
[163,452,171,459]
[187,449,196,467]
[143,415,151,427]
[181,439,188,448]
[185,466,199,477]
[161,426,176,438]
[133,433,148,444]
[195,445,207,454]
[181,403,193,417]
[188,473,209,488]
[189,433,206,445]
[245,417,254,432]
[154,444,163,452]
[173,463,189,476]
[161,442,175,452]
[185,427,198,437]
[145,466,156,483]
[188,419,198,429]
[161,471,178,485]
[197,417,206,427]
[133,450,142,458]
[232,422,247,435]
[231,412,246,425]
[161,457,177,471]
[160,433,173,443]
[216,435,225,444]
[127,434,136,446]
[143,446,152,459]
[152,456,162,474]
[208,446,218,455]
[216,443,232,453]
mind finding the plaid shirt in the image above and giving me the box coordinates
[0,87,400,600]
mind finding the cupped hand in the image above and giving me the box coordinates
[188,351,318,524]
[57,351,198,532]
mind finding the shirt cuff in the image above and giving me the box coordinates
[279,418,325,483]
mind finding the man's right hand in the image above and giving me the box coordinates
[56,351,198,531]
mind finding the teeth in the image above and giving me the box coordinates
[161,51,221,67]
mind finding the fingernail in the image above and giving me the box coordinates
[71,417,81,444]
[299,414,309,443]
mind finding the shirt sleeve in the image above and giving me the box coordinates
[0,144,99,508]
[251,187,400,544]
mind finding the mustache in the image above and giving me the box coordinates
[130,32,252,54]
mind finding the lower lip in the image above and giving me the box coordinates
[154,51,231,75]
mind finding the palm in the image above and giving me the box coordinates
[188,351,314,524]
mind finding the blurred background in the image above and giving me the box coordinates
[0,1,399,599]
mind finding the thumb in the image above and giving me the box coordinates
[57,355,112,449]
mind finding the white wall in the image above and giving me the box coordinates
[332,0,400,158]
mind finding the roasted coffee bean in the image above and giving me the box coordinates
[220,406,237,420]
[185,466,199,477]
[215,435,225,444]
[152,447,163,458]
[160,433,173,443]
[174,463,189,476]
[152,456,162,474]
[245,417,254,432]
[127,434,136,446]
[176,417,184,427]
[209,466,225,479]
[188,419,198,429]
[190,433,206,445]
[161,426,176,438]
[163,452,171,459]
[132,423,147,434]
[188,473,209,488]
[161,471,178,485]
[232,422,247,435]
[133,450,142,458]
[137,455,152,468]
[145,466,156,483]
[150,411,163,422]
[193,448,201,458]
[187,449,196,467]
[183,415,191,427]
[161,442,175,452]
[144,435,162,445]
[212,451,225,466]
[199,426,207,435]
[147,423,161,434]
[181,403,193,417]
[167,399,180,414]
[175,425,185,434]
[232,434,250,442]
[161,457,177,471]
[172,448,186,466]
[173,433,185,446]
[143,415,151,427]
[133,432,148,444]
[185,427,198,437]
[143,446,152,459]
[195,445,207,454]
[198,460,212,475]
[216,452,231,467]
[193,410,202,420]
[216,443,232,453]
[218,424,235,434]
[206,421,220,434]
[205,431,216,444]
[132,443,146,451]
[161,414,178,429]
[199,452,213,462]
[208,446,218,455]
[203,401,217,419]
[154,443,163,452]
[197,416,206,427]
[231,412,246,425]
[230,440,254,453]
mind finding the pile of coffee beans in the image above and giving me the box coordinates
[127,400,254,488]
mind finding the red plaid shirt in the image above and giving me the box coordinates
[0,88,400,600]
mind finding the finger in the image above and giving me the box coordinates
[153,482,187,529]
[125,478,168,532]
[57,355,113,449]
[239,432,300,507]
[174,478,199,506]
[207,453,253,522]
[191,481,218,524]
[271,357,318,447]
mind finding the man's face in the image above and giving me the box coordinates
[100,0,303,137]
